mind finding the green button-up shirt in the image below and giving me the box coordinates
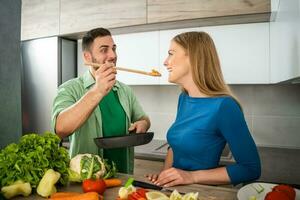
[51,70,147,174]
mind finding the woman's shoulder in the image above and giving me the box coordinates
[217,96,242,115]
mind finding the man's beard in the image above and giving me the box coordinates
[91,55,116,66]
[91,56,101,64]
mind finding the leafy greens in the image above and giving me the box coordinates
[0,132,69,188]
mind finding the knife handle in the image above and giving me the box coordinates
[132,180,163,190]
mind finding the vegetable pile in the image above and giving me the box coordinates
[0,132,70,189]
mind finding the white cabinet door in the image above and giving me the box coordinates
[270,0,300,83]
[159,23,270,84]
[114,31,160,85]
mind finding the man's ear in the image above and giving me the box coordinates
[83,51,92,62]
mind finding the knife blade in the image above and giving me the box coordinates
[132,180,185,195]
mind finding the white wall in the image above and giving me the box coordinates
[132,84,300,149]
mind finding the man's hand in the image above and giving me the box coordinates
[128,119,149,133]
[91,62,117,98]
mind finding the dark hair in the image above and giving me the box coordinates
[82,28,111,51]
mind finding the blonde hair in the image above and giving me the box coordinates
[173,31,241,108]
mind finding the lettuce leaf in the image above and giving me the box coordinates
[0,132,69,188]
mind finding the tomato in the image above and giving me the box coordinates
[136,188,148,198]
[273,184,296,200]
[82,178,106,195]
[265,190,291,200]
[127,189,147,200]
[128,192,141,200]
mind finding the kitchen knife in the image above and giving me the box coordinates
[132,180,185,194]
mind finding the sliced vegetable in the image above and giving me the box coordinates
[104,178,122,188]
[136,188,148,198]
[145,191,169,200]
[37,169,61,197]
[49,191,101,200]
[181,192,199,200]
[169,190,182,200]
[125,178,134,188]
[251,183,265,194]
[248,196,257,200]
[118,185,136,199]
[82,179,106,195]
[128,188,149,200]
[1,180,32,199]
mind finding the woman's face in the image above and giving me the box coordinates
[164,40,191,84]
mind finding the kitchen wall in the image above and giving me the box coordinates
[131,84,300,148]
[0,0,22,149]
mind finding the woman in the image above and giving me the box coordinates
[147,31,261,187]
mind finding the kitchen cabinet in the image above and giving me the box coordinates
[114,23,269,85]
[78,23,269,85]
[270,0,300,83]
[111,31,160,85]
[159,23,270,84]
[148,0,270,23]
[60,0,147,35]
[21,0,272,40]
[21,0,59,41]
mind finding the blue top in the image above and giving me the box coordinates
[167,92,261,185]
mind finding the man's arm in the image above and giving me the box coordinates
[55,65,116,138]
[55,88,104,138]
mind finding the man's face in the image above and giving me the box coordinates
[84,35,117,66]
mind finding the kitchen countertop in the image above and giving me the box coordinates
[135,139,235,165]
[14,173,238,200]
[135,140,300,186]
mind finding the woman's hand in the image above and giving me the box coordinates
[145,174,159,182]
[153,167,195,187]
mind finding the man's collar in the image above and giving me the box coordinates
[82,70,120,90]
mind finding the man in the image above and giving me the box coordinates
[51,28,150,174]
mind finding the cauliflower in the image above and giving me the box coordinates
[69,154,106,182]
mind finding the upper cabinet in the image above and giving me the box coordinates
[113,31,160,85]
[60,0,147,35]
[148,0,270,23]
[159,23,270,85]
[99,23,268,85]
[270,0,300,83]
[21,0,59,41]
[21,0,271,40]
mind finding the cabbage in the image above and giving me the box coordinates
[69,154,106,181]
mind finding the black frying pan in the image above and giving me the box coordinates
[94,132,154,149]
